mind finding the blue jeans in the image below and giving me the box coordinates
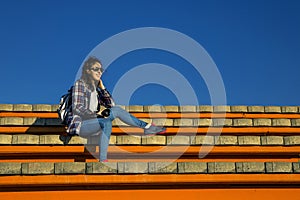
[79,106,147,160]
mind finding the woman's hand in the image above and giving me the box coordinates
[98,79,106,90]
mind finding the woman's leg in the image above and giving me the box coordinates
[80,118,112,161]
[79,118,102,137]
[98,118,112,161]
[108,106,148,128]
[107,106,166,135]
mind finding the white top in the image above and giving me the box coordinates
[89,90,98,112]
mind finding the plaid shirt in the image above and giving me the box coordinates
[66,79,115,136]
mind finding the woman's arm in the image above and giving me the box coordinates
[97,79,115,108]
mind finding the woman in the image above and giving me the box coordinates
[66,56,166,162]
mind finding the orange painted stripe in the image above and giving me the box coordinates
[1,188,300,200]
[0,112,59,118]
[1,126,300,135]
[1,112,300,119]
[1,158,299,163]
[1,146,300,155]
[1,174,300,186]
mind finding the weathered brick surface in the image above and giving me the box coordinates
[167,136,190,145]
[213,106,230,113]
[272,119,291,126]
[0,163,21,175]
[0,117,23,125]
[230,106,248,112]
[247,106,264,113]
[128,105,143,112]
[144,105,162,112]
[191,136,214,145]
[110,135,117,145]
[86,162,117,174]
[178,162,207,173]
[32,104,52,112]
[265,106,281,113]
[0,104,13,111]
[194,118,212,126]
[142,136,166,145]
[238,136,261,145]
[51,104,59,112]
[236,162,265,173]
[291,119,300,126]
[266,162,293,173]
[149,162,177,173]
[12,135,39,144]
[118,162,148,174]
[212,119,233,126]
[253,119,272,126]
[123,106,130,112]
[292,162,300,173]
[152,118,173,126]
[284,136,300,145]
[116,135,141,145]
[13,104,32,111]
[23,117,45,126]
[0,134,12,144]
[174,119,194,126]
[261,136,284,145]
[22,163,54,175]
[163,106,179,112]
[197,105,213,112]
[68,136,87,145]
[233,119,253,126]
[179,106,197,112]
[2,161,300,175]
[281,106,298,113]
[40,135,63,145]
[55,162,86,174]
[215,136,238,145]
[208,162,235,173]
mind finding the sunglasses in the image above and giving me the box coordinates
[90,67,104,73]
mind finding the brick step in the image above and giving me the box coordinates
[1,104,299,113]
[1,116,300,127]
[2,112,300,119]
[1,161,300,175]
[2,135,300,146]
[0,146,299,163]
[1,126,300,135]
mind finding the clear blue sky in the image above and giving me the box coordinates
[1,0,300,106]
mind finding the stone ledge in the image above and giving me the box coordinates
[149,162,177,173]
[1,104,299,113]
[1,162,299,175]
[247,106,265,113]
[266,162,293,173]
[236,162,265,173]
[1,117,296,127]
[54,162,86,174]
[22,163,54,175]
[2,135,300,146]
[0,104,13,111]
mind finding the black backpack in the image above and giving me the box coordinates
[57,86,73,125]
